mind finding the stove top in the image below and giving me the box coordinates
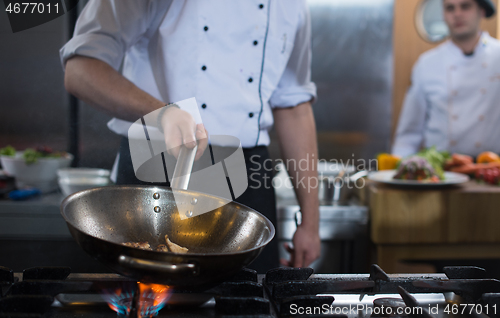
[1,264,500,318]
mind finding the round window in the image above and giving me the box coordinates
[415,0,449,43]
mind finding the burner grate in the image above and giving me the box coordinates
[213,281,263,298]
[0,295,53,315]
[1,264,500,317]
[215,296,271,315]
[22,267,71,281]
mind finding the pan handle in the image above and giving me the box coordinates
[118,255,199,275]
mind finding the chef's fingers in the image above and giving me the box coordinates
[281,243,295,267]
[284,243,294,254]
[195,124,208,161]
[303,250,317,268]
[293,247,306,268]
[303,241,321,268]
[290,229,303,268]
[280,258,292,267]
[163,108,197,158]
[179,120,198,150]
[164,126,183,158]
[288,243,306,268]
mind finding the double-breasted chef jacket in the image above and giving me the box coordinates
[393,32,500,158]
[60,0,317,148]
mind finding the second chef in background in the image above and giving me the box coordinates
[393,0,499,158]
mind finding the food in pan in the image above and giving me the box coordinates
[156,244,169,252]
[393,156,441,182]
[121,236,189,253]
[122,242,152,250]
[165,235,189,253]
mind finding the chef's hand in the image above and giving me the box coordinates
[280,224,321,268]
[160,106,208,160]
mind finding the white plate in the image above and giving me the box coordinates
[368,170,470,187]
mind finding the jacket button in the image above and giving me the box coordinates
[249,113,254,118]
[450,140,457,146]
[201,104,207,109]
[201,65,207,71]
[451,90,458,96]
[480,88,487,94]
[253,40,258,46]
[248,77,253,83]
[204,26,208,31]
[259,4,264,9]
[475,142,482,148]
[479,115,485,121]
[452,115,458,121]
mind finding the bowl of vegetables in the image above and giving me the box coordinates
[0,146,73,193]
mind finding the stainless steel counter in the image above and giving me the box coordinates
[277,199,370,274]
[0,193,109,272]
[0,192,71,239]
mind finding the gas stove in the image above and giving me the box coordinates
[1,264,500,318]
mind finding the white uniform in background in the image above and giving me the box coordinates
[392,32,500,157]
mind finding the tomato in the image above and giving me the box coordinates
[475,169,485,180]
[484,170,493,184]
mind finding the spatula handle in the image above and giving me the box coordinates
[171,145,197,190]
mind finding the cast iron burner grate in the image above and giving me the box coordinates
[1,264,500,317]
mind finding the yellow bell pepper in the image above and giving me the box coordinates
[377,153,401,170]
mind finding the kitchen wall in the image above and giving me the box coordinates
[0,9,67,152]
[270,0,394,165]
[0,2,120,169]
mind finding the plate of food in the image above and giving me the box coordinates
[369,147,469,186]
[368,170,469,186]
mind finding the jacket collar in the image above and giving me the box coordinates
[446,31,491,58]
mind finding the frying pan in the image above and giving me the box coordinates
[60,147,274,290]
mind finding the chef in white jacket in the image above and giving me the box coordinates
[392,0,500,158]
[60,0,321,271]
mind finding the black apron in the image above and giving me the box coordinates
[115,137,279,273]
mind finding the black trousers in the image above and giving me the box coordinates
[115,138,279,273]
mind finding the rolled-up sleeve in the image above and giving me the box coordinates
[392,59,428,157]
[59,0,154,71]
[269,2,317,108]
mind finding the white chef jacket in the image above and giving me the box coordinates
[392,32,500,157]
[59,0,317,148]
